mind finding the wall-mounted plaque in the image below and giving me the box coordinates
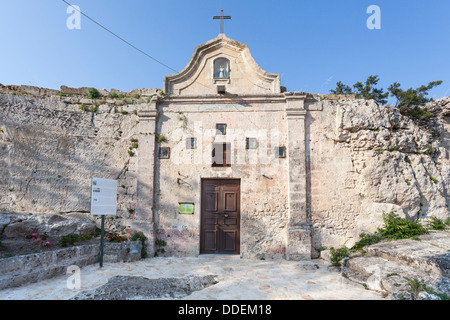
[179,203,195,215]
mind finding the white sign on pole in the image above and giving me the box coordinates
[90,177,118,216]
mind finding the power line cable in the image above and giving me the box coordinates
[62,1,265,130]
[62,0,178,73]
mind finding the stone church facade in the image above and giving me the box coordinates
[137,34,321,260]
[1,34,448,261]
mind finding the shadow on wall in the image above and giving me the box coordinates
[0,95,138,230]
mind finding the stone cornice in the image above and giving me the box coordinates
[138,110,158,119]
[157,92,308,105]
[286,107,307,118]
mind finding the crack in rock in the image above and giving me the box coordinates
[70,275,218,300]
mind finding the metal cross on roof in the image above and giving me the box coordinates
[213,10,231,34]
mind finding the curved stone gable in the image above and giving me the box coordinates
[164,34,280,96]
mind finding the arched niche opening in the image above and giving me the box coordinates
[213,58,230,79]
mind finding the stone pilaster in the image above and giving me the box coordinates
[135,97,158,257]
[285,93,311,260]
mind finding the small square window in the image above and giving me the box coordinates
[159,147,170,159]
[187,138,196,149]
[216,124,227,135]
[276,147,286,158]
[246,138,257,149]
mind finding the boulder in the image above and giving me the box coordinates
[2,213,97,238]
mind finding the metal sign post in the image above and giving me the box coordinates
[90,177,118,268]
[99,215,105,268]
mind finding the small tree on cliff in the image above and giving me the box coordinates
[387,80,443,121]
[330,81,352,95]
[387,81,443,108]
[330,75,389,105]
[330,77,443,121]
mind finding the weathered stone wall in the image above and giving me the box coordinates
[0,244,99,290]
[0,93,143,236]
[154,101,290,259]
[0,241,142,290]
[307,97,449,255]
[0,87,448,260]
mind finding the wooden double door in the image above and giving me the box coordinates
[200,179,240,255]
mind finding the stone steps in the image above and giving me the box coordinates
[340,231,450,299]
[364,232,450,277]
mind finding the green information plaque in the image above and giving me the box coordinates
[179,203,194,215]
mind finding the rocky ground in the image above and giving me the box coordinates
[322,230,450,300]
[70,275,218,300]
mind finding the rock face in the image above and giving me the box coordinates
[2,213,96,238]
[338,231,450,300]
[0,88,448,258]
[0,93,141,235]
[309,97,449,253]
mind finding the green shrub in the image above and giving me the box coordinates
[58,234,79,247]
[404,277,450,300]
[401,106,434,121]
[352,233,383,251]
[421,145,434,155]
[427,217,447,231]
[378,211,427,240]
[79,104,87,112]
[154,239,167,257]
[131,232,148,259]
[156,134,166,143]
[86,88,101,99]
[109,92,119,99]
[329,246,349,267]
[351,211,428,251]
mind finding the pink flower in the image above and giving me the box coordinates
[31,233,38,237]
[36,238,42,242]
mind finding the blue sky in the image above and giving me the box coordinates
[1,0,449,102]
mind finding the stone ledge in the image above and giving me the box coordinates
[339,231,450,299]
[365,231,450,277]
[0,241,142,291]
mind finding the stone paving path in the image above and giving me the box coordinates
[0,256,383,300]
